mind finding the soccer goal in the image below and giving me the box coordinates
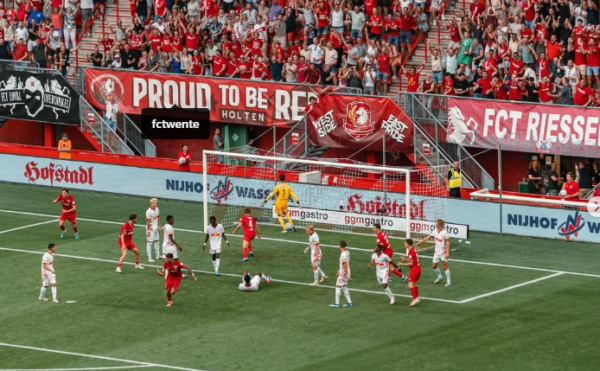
[202,150,450,241]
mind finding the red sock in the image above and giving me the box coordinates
[167,292,172,301]
[410,287,418,300]
[73,226,78,233]
[60,225,66,231]
[117,263,122,268]
[243,248,248,258]
[135,259,139,265]
[248,243,253,252]
[392,269,403,277]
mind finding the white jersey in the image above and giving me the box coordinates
[371,253,391,278]
[339,250,350,277]
[163,224,175,248]
[238,275,261,291]
[309,232,321,259]
[431,228,449,255]
[206,224,225,250]
[41,252,54,277]
[146,207,160,230]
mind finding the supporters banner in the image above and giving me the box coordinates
[306,94,414,151]
[447,98,600,157]
[0,70,79,125]
[84,69,317,127]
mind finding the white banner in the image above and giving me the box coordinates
[273,206,469,239]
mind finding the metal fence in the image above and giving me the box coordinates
[0,59,40,71]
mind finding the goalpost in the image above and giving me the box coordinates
[202,150,450,242]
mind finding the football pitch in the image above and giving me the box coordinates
[0,182,599,371]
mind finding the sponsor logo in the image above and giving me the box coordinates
[557,212,585,240]
[381,114,409,143]
[210,178,233,203]
[89,73,125,107]
[342,101,374,140]
[447,106,477,145]
[311,109,336,138]
[536,140,552,153]
[165,179,203,193]
[24,161,94,187]
[345,194,426,219]
[0,75,71,118]
[507,211,600,240]
[587,197,600,218]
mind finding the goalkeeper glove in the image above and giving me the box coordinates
[260,200,267,207]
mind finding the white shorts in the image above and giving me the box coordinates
[147,229,159,242]
[336,275,348,287]
[433,253,448,264]
[311,257,321,267]
[377,273,389,285]
[210,246,222,255]
[42,273,56,286]
[163,244,178,259]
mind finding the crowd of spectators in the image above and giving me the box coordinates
[527,159,600,198]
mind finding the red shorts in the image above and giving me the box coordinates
[409,267,422,283]
[243,234,255,243]
[384,250,394,259]
[119,242,136,251]
[166,278,181,292]
[60,213,76,224]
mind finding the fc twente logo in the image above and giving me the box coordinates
[89,73,125,107]
[342,101,375,141]
[0,75,71,118]
[447,106,477,145]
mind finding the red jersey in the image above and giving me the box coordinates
[213,56,227,76]
[493,82,508,100]
[574,86,594,105]
[377,53,390,73]
[186,32,198,50]
[445,77,455,95]
[508,57,523,76]
[564,181,580,197]
[149,35,162,52]
[386,18,400,37]
[508,81,524,100]
[370,15,382,35]
[163,260,184,280]
[538,81,551,102]
[587,45,600,67]
[364,0,376,16]
[407,247,420,270]
[316,10,329,28]
[447,25,461,43]
[376,231,393,257]
[57,194,76,214]
[155,0,167,17]
[406,72,419,92]
[177,150,191,171]
[130,35,142,50]
[575,45,587,65]
[538,58,550,78]
[239,215,257,236]
[230,40,242,57]
[120,222,134,244]
[101,38,114,53]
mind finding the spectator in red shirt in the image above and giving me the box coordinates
[13,38,28,62]
[562,172,580,199]
[402,63,424,93]
[376,45,391,94]
[212,49,227,76]
[306,62,321,85]
[585,38,600,88]
[444,73,455,96]
[508,74,526,101]
[368,8,383,40]
[177,145,192,172]
[399,7,415,61]
[538,76,552,103]
[574,80,595,107]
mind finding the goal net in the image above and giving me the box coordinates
[202,150,451,245]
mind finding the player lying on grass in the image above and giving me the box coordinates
[40,243,59,303]
[397,239,422,307]
[53,188,79,240]
[116,214,144,273]
[203,216,230,276]
[416,219,451,287]
[156,253,196,307]
[261,174,301,233]
[368,244,400,305]
[232,207,261,262]
[239,270,271,292]
[305,225,327,285]
[329,240,353,308]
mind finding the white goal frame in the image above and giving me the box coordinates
[202,150,413,238]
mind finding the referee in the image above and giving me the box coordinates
[448,161,462,198]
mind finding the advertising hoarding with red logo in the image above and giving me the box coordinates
[84,69,318,127]
[306,95,414,151]
[447,98,600,157]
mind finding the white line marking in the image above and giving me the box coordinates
[0,220,58,235]
[0,343,209,371]
[0,246,460,304]
[1,209,599,279]
[0,365,152,371]
[458,272,565,304]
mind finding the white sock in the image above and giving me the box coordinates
[215,258,220,272]
[155,242,160,258]
[39,286,46,300]
[51,286,57,301]
[212,259,216,271]
[342,287,352,303]
[445,269,451,284]
[318,267,326,277]
[260,274,268,281]
[146,242,152,259]
[384,287,393,299]
[335,288,341,304]
[434,268,442,279]
[313,270,319,283]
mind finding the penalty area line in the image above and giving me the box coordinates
[0,366,153,371]
[0,343,209,371]
[0,219,58,235]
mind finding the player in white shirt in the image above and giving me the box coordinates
[238,270,271,292]
[416,219,451,286]
[203,216,230,276]
[304,225,327,285]
[162,215,182,260]
[329,240,353,308]
[40,243,59,303]
[368,244,399,305]
[145,198,161,262]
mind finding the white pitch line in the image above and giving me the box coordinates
[0,343,209,371]
[0,220,58,235]
[0,365,152,371]
[1,209,600,279]
[458,272,565,304]
[0,246,460,304]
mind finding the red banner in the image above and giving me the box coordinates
[84,69,318,127]
[447,98,600,157]
[306,95,414,152]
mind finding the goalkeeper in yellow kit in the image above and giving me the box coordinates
[261,174,301,233]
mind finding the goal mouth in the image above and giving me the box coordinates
[202,150,456,241]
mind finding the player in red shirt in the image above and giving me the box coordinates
[53,188,79,240]
[398,238,421,307]
[371,223,407,282]
[156,253,196,306]
[116,214,144,273]
[177,144,192,171]
[232,207,262,262]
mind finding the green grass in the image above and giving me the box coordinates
[0,182,599,371]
